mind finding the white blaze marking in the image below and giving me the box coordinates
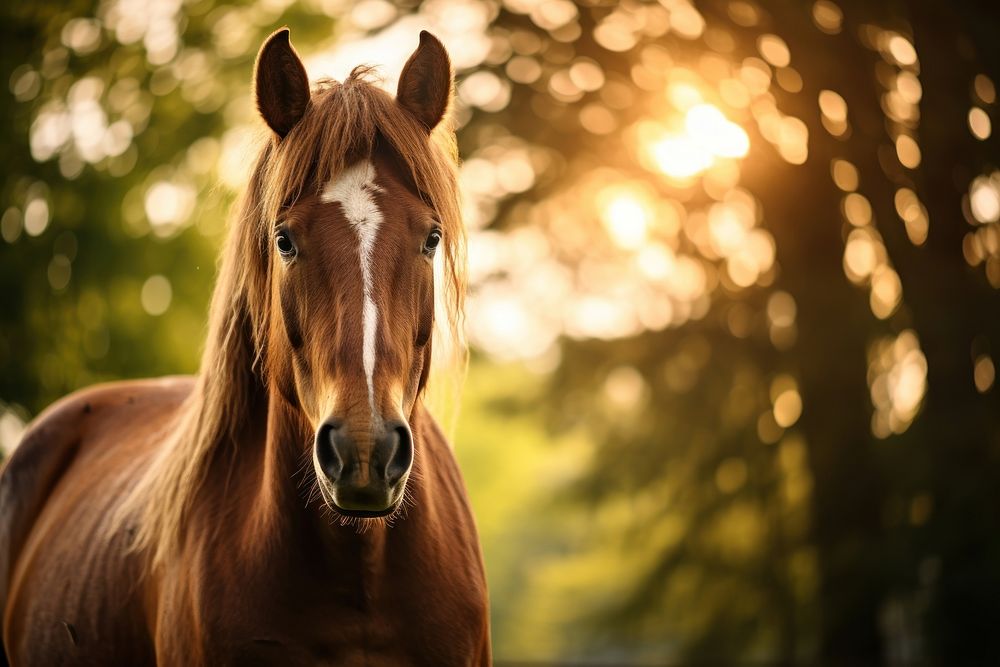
[320,161,383,413]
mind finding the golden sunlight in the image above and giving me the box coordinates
[649,103,749,181]
[601,191,651,250]
[685,104,751,158]
[652,134,713,179]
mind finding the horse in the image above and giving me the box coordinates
[0,28,491,665]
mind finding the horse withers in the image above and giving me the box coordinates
[0,29,490,665]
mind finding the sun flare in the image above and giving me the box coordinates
[648,102,750,181]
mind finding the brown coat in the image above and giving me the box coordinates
[0,378,490,665]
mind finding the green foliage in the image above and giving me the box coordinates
[0,0,341,414]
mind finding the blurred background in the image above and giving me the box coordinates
[2,0,999,663]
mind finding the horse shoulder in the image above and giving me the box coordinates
[0,377,195,614]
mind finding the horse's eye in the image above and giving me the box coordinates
[423,229,442,256]
[275,230,296,259]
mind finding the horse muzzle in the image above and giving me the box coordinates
[314,417,413,517]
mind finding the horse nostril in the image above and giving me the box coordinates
[315,419,346,481]
[383,422,413,487]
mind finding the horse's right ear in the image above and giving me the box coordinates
[254,28,310,138]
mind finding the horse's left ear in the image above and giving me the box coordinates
[254,28,310,138]
[397,31,452,132]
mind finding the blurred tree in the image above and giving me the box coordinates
[901,2,1000,660]
[0,0,342,419]
[451,0,1000,662]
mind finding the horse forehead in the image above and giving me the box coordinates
[317,159,417,250]
[319,160,384,223]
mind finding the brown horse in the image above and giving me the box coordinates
[0,29,490,665]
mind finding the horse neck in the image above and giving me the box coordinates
[237,391,313,547]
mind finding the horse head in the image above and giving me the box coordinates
[251,29,460,519]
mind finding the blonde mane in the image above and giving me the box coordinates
[115,68,466,567]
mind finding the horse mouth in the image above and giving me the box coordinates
[321,480,407,520]
[330,502,400,519]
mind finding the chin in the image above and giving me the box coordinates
[330,503,400,519]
